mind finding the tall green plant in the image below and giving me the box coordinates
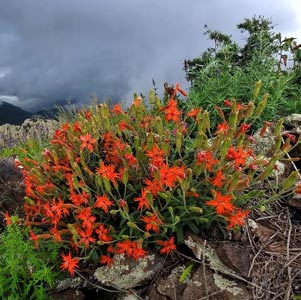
[0,217,59,300]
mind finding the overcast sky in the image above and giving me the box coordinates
[0,0,300,112]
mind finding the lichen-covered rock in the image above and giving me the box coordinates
[284,114,301,129]
[94,252,164,290]
[252,126,276,156]
[183,233,252,299]
[182,266,252,300]
[147,265,187,300]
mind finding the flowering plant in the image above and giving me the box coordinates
[20,83,298,275]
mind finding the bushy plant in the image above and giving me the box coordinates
[20,84,298,276]
[184,16,299,129]
[0,216,59,300]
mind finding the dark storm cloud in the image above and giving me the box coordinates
[0,0,299,111]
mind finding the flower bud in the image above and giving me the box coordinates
[109,209,119,215]
[274,118,284,136]
[24,196,35,206]
[245,102,255,119]
[188,206,203,214]
[255,93,268,116]
[282,171,299,189]
[176,131,182,152]
[253,80,262,98]
[122,168,128,185]
[149,90,155,104]
[144,232,151,238]
[203,111,210,132]
[174,216,181,224]
[127,222,138,229]
[229,111,238,128]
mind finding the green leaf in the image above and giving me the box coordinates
[175,224,184,243]
[187,221,200,235]
[179,263,194,283]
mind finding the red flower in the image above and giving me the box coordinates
[73,121,82,133]
[216,121,229,135]
[224,99,232,107]
[144,178,163,196]
[134,189,151,210]
[75,207,95,230]
[119,120,134,131]
[112,104,124,115]
[238,123,251,134]
[70,192,89,206]
[210,169,225,188]
[284,132,297,143]
[124,153,138,168]
[226,146,250,168]
[156,236,176,254]
[174,83,187,97]
[159,164,185,189]
[142,213,163,233]
[60,251,80,276]
[30,230,39,248]
[227,209,249,229]
[206,191,234,215]
[100,255,114,267]
[51,197,70,219]
[95,224,112,242]
[115,240,146,259]
[162,99,181,122]
[50,227,63,243]
[4,211,11,226]
[94,195,114,213]
[115,240,133,256]
[80,133,96,152]
[96,161,119,187]
[78,228,96,249]
[187,108,201,119]
[196,150,218,172]
[84,110,92,120]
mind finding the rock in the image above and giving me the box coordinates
[214,243,251,278]
[252,126,276,157]
[288,193,301,211]
[183,233,252,299]
[284,114,301,128]
[118,293,142,300]
[183,266,251,300]
[55,277,84,293]
[51,289,85,300]
[147,265,187,300]
[247,218,276,243]
[0,157,25,220]
[94,252,165,290]
[184,234,240,277]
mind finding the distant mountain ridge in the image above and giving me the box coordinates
[0,101,58,125]
[0,101,33,125]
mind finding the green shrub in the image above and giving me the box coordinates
[184,16,300,129]
[20,84,297,275]
[0,216,59,300]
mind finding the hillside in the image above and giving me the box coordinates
[0,101,33,125]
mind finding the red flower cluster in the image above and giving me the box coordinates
[20,85,284,278]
